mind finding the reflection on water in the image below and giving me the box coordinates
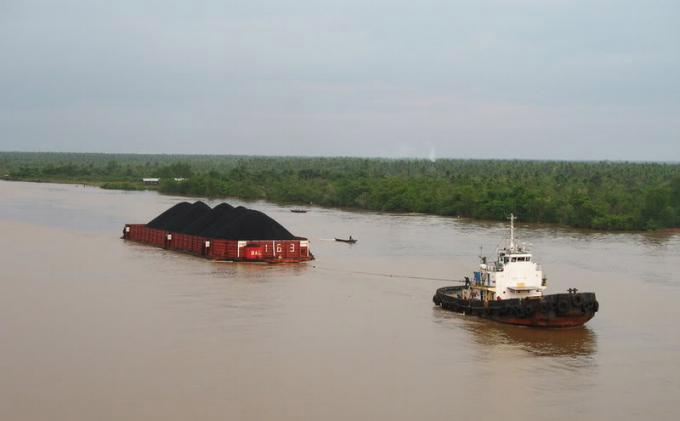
[434,309,597,358]
[467,320,597,358]
[208,261,312,280]
[637,229,680,247]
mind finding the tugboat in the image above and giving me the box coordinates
[433,215,599,328]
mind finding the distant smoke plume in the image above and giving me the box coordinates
[428,146,437,162]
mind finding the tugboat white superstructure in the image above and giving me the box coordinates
[433,215,599,328]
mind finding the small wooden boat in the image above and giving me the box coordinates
[290,209,308,213]
[335,237,357,244]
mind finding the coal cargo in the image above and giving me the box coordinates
[147,201,212,232]
[146,202,192,229]
[173,201,212,231]
[201,207,297,240]
[123,202,313,263]
[181,203,234,235]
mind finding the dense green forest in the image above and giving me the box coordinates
[1,152,679,231]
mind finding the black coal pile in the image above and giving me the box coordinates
[181,203,235,235]
[146,201,211,232]
[205,207,298,240]
[147,202,302,240]
[147,202,192,229]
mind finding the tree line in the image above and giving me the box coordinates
[2,152,678,230]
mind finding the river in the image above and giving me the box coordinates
[1,180,678,420]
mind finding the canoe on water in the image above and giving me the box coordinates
[335,238,357,244]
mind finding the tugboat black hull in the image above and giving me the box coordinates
[433,286,598,328]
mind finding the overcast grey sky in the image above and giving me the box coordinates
[1,0,678,160]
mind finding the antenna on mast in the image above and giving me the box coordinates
[509,213,516,251]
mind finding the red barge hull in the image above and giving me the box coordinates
[433,286,598,328]
[122,224,313,263]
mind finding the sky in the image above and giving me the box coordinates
[0,0,678,160]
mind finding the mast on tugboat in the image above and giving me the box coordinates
[508,213,516,251]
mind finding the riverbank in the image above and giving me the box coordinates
[2,152,678,231]
[2,176,149,190]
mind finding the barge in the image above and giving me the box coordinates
[122,201,314,263]
[433,215,598,327]
[122,224,313,263]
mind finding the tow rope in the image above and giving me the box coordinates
[311,265,465,283]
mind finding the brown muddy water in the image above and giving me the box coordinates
[1,180,679,421]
